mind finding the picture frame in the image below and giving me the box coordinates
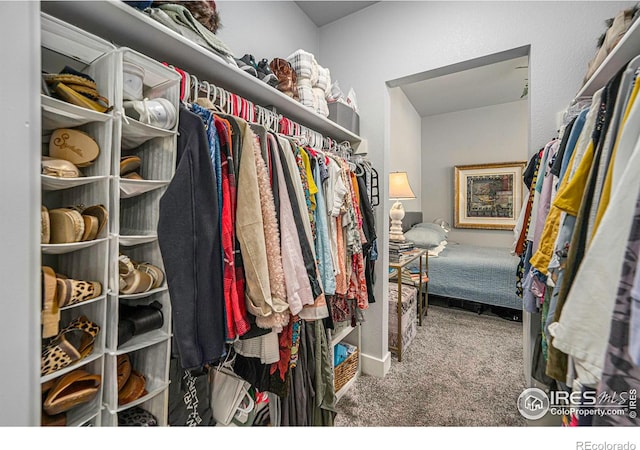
[454,161,527,230]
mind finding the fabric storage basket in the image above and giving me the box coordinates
[388,284,418,352]
[334,344,358,393]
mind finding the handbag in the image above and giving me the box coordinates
[210,365,254,426]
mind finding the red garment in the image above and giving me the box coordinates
[214,116,249,339]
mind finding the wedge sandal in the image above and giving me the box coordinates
[48,208,85,244]
[41,266,60,339]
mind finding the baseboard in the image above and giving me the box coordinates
[360,350,391,378]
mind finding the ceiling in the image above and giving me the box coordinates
[295,1,379,27]
[399,55,530,117]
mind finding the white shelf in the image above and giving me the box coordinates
[119,285,168,300]
[119,179,170,199]
[577,16,640,98]
[42,237,109,255]
[118,234,158,247]
[110,382,170,414]
[41,95,112,131]
[41,174,109,191]
[41,0,363,145]
[332,324,357,347]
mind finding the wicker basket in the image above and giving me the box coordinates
[334,346,359,393]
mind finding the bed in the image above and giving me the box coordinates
[402,212,522,311]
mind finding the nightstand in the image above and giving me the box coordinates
[388,248,428,361]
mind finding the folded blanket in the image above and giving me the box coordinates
[147,4,235,61]
[287,49,315,80]
[313,87,328,117]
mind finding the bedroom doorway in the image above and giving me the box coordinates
[381,46,532,425]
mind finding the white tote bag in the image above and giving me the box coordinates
[210,366,254,426]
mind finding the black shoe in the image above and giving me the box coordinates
[257,58,279,88]
[235,56,258,77]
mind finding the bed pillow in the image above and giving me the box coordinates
[404,225,447,249]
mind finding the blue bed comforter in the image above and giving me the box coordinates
[411,242,522,310]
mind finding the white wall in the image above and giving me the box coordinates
[0,1,41,425]
[216,1,319,63]
[421,100,529,248]
[389,87,422,212]
[318,0,635,376]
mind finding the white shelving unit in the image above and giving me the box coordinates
[39,13,116,427]
[7,2,370,425]
[576,16,640,98]
[41,0,363,148]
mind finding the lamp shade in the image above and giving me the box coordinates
[389,172,416,200]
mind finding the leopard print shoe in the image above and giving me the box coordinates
[41,315,100,376]
[56,278,102,308]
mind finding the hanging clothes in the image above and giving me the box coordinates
[158,106,226,371]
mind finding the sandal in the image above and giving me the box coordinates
[41,206,50,244]
[57,278,102,308]
[135,262,164,289]
[120,155,142,177]
[42,156,83,178]
[117,354,132,391]
[42,369,101,415]
[42,266,60,339]
[118,370,147,406]
[41,380,67,427]
[80,204,108,240]
[119,268,154,295]
[48,208,85,244]
[49,128,100,168]
[41,315,100,376]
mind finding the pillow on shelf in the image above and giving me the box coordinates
[404,223,447,248]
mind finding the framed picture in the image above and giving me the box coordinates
[454,161,527,230]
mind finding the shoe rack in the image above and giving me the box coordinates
[40,13,116,427]
[39,13,180,427]
[102,47,179,427]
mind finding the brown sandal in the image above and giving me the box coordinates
[43,369,101,415]
[118,370,147,406]
[117,354,132,391]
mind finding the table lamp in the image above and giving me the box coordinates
[389,171,416,242]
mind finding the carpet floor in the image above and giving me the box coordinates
[334,301,527,427]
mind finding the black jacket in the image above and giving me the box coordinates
[158,106,226,370]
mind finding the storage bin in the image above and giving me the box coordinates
[328,101,359,135]
[334,343,358,393]
[388,284,418,352]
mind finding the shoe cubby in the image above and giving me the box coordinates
[41,356,105,427]
[42,120,114,182]
[41,297,107,383]
[118,188,167,239]
[105,289,171,353]
[41,237,109,311]
[114,48,180,151]
[103,339,171,415]
[118,136,175,199]
[41,178,110,255]
[41,13,116,133]
[102,392,166,427]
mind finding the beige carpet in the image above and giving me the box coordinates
[334,303,527,426]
